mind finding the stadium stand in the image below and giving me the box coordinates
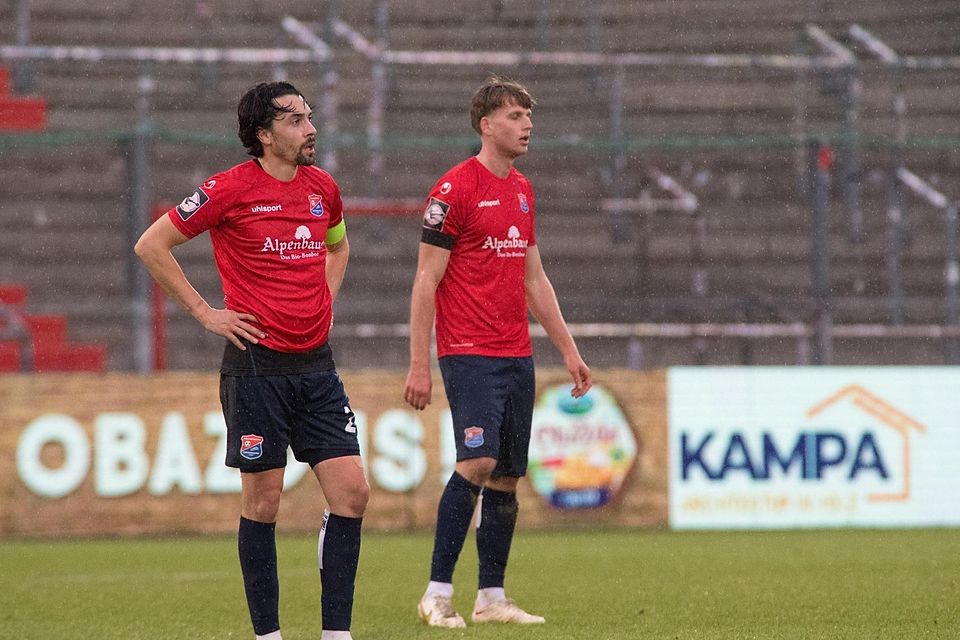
[0,0,958,369]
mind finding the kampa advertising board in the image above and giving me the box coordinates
[668,368,960,529]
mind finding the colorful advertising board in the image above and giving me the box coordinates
[528,384,637,509]
[668,367,960,529]
[0,371,661,537]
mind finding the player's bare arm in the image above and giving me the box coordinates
[134,215,265,350]
[524,244,592,398]
[404,242,451,410]
[324,232,350,303]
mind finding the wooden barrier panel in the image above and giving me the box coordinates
[0,370,667,537]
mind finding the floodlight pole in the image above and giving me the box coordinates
[128,70,156,373]
[368,3,387,203]
[809,141,834,365]
[12,0,33,92]
[608,63,627,242]
[320,2,339,172]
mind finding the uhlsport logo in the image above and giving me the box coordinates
[251,203,283,213]
[528,385,637,509]
[240,434,264,460]
[669,369,935,529]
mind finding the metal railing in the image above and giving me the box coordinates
[328,321,960,369]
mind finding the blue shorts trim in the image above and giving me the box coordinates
[439,355,535,478]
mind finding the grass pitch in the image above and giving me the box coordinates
[3,528,958,639]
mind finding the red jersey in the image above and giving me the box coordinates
[421,156,537,358]
[168,159,343,353]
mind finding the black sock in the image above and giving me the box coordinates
[476,487,518,589]
[238,516,280,636]
[430,471,481,583]
[319,511,363,631]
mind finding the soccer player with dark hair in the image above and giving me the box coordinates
[135,81,367,640]
[404,75,592,628]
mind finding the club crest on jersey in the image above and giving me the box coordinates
[176,187,209,221]
[464,426,485,448]
[308,194,324,217]
[517,192,529,213]
[240,434,264,460]
[423,197,451,231]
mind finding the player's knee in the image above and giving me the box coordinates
[244,493,281,522]
[349,479,370,516]
[333,479,369,518]
[486,475,520,493]
[456,458,497,486]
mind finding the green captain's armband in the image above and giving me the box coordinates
[325,220,346,246]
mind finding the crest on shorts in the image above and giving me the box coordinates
[308,194,324,217]
[464,426,485,448]
[240,434,264,460]
[517,192,529,213]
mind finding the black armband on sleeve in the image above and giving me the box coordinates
[421,227,456,250]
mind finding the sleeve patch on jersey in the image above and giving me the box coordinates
[422,197,451,231]
[175,188,210,221]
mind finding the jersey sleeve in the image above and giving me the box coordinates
[325,182,346,244]
[527,185,537,247]
[167,175,231,238]
[420,175,462,250]
[326,181,344,228]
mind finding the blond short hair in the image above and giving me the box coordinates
[470,76,536,134]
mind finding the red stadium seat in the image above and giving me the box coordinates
[0,283,106,372]
[0,284,27,305]
[0,66,47,132]
[0,342,22,372]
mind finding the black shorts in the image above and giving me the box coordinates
[439,355,535,478]
[220,369,360,472]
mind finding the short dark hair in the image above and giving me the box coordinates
[470,75,536,134]
[237,81,307,157]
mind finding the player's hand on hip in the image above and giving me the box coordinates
[565,355,593,398]
[403,366,432,410]
[198,307,265,350]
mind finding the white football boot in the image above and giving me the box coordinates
[418,594,467,628]
[471,598,546,624]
